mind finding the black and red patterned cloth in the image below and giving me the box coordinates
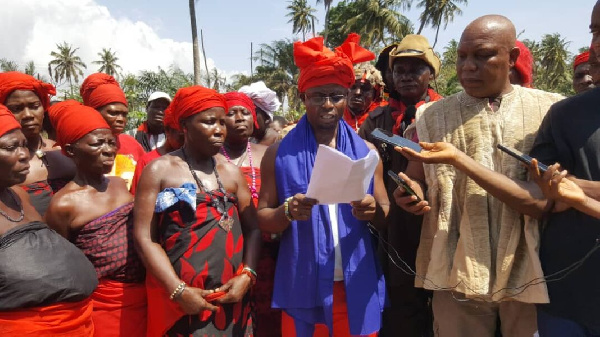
[147,187,252,337]
[72,202,145,283]
[20,180,53,217]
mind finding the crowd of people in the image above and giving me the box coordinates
[0,2,599,337]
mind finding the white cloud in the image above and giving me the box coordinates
[0,0,216,90]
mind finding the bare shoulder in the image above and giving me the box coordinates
[264,141,281,159]
[250,143,268,157]
[364,140,376,151]
[107,176,131,191]
[46,183,78,214]
[41,138,57,150]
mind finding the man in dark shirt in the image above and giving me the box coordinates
[529,3,600,333]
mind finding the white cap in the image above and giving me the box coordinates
[147,91,171,103]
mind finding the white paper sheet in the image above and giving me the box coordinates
[306,144,379,204]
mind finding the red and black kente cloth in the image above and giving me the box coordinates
[147,189,252,337]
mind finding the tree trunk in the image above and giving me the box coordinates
[433,24,441,48]
[311,17,316,39]
[200,29,210,88]
[189,0,201,85]
[323,7,330,44]
[417,18,426,34]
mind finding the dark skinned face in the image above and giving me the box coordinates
[573,63,594,94]
[301,83,348,131]
[4,90,44,140]
[182,107,227,157]
[146,98,170,132]
[457,27,517,98]
[591,3,600,58]
[67,129,117,175]
[393,58,432,104]
[0,129,30,187]
[347,79,375,116]
[97,103,129,135]
[224,105,254,143]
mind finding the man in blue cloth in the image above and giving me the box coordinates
[257,33,390,337]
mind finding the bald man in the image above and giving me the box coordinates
[394,15,563,336]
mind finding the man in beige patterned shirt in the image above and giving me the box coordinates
[393,15,563,337]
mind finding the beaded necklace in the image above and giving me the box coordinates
[0,188,24,222]
[221,142,258,200]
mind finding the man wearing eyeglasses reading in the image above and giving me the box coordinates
[257,33,390,337]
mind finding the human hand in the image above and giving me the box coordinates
[288,193,318,221]
[530,160,586,207]
[392,172,430,215]
[216,274,252,304]
[175,286,219,314]
[396,142,460,165]
[350,194,377,221]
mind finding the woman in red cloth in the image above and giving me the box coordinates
[45,101,146,337]
[220,91,281,336]
[80,73,145,189]
[0,72,76,216]
[133,86,261,337]
[0,104,98,336]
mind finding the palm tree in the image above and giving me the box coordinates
[344,0,413,49]
[92,48,122,77]
[286,0,318,41]
[537,33,571,92]
[0,59,19,72]
[189,0,201,84]
[316,0,333,43]
[23,61,36,76]
[417,0,467,47]
[48,42,87,96]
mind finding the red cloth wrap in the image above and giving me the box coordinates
[343,101,380,131]
[295,33,375,92]
[91,279,147,337]
[0,104,22,137]
[0,298,94,337]
[225,92,259,129]
[170,86,227,124]
[47,100,110,153]
[514,40,533,87]
[574,51,590,70]
[391,88,443,135]
[80,73,128,109]
[0,72,56,110]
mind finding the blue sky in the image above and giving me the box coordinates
[0,0,593,91]
[97,0,593,74]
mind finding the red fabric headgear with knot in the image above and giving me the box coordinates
[48,100,111,154]
[0,72,56,110]
[0,104,22,138]
[574,51,590,70]
[170,86,227,125]
[514,40,533,88]
[294,33,375,92]
[224,92,259,129]
[162,105,180,131]
[80,73,128,109]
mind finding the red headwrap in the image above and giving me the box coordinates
[0,104,21,138]
[170,86,227,125]
[48,100,110,153]
[0,72,56,110]
[80,73,128,109]
[224,92,259,129]
[294,33,375,92]
[574,51,590,70]
[162,104,180,131]
[514,40,533,88]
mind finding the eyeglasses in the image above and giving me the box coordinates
[305,93,347,106]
